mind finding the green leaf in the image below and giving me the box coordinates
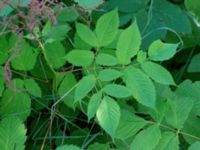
[116,22,141,65]
[45,42,66,68]
[154,132,179,150]
[165,97,193,129]
[137,51,147,64]
[96,53,117,66]
[0,117,27,150]
[95,9,119,46]
[56,144,81,150]
[130,125,161,150]
[187,53,200,72]
[11,42,37,71]
[0,89,31,121]
[75,0,103,11]
[57,8,79,22]
[24,79,41,97]
[98,69,122,82]
[188,142,200,150]
[141,61,175,85]
[74,75,96,102]
[87,92,102,121]
[76,23,99,47]
[115,110,147,139]
[148,40,178,61]
[45,24,71,43]
[123,66,156,109]
[96,96,120,137]
[58,73,77,109]
[65,50,94,67]
[88,142,109,150]
[185,0,200,20]
[103,84,131,98]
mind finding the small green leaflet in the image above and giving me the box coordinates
[44,24,71,43]
[45,42,66,68]
[56,144,81,150]
[74,75,96,102]
[57,8,79,22]
[187,53,200,72]
[185,0,200,20]
[96,96,120,137]
[188,142,200,150]
[148,40,179,61]
[87,92,102,121]
[11,43,37,71]
[103,84,131,98]
[0,89,31,121]
[115,110,147,139]
[137,51,147,63]
[116,22,141,65]
[58,73,77,109]
[154,132,179,150]
[0,117,27,150]
[165,97,193,129]
[75,0,103,11]
[95,9,119,46]
[24,79,42,97]
[76,23,99,47]
[123,66,156,109]
[98,69,122,82]
[65,50,94,67]
[141,61,175,85]
[96,53,118,66]
[130,125,161,150]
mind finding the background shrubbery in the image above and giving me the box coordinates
[0,0,200,149]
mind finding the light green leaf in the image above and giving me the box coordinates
[87,92,102,121]
[0,68,4,96]
[24,79,41,97]
[103,84,131,98]
[0,89,31,121]
[45,42,66,68]
[56,144,81,150]
[74,75,96,102]
[148,40,178,61]
[45,24,71,43]
[0,117,27,150]
[96,53,117,66]
[154,132,179,150]
[75,0,103,11]
[165,97,193,129]
[130,125,161,150]
[116,22,141,65]
[98,69,122,82]
[65,50,94,67]
[123,66,156,109]
[58,73,77,109]
[188,142,200,150]
[185,0,200,20]
[57,8,79,22]
[96,96,120,137]
[187,53,200,72]
[115,110,147,139]
[11,43,37,71]
[141,61,175,85]
[76,23,99,47]
[95,9,119,46]
[137,51,147,63]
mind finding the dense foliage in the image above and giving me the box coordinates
[0,0,200,149]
